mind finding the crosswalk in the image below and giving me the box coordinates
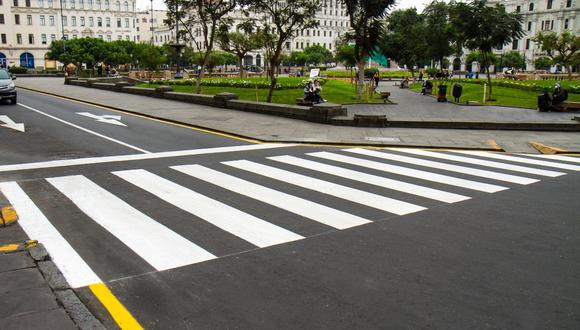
[1,147,578,289]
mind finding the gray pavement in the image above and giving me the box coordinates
[14,77,580,153]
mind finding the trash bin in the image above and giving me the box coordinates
[452,84,462,102]
[437,85,447,102]
[537,92,551,112]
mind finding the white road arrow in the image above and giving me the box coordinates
[0,115,25,132]
[76,112,127,127]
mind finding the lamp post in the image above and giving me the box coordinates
[170,0,184,79]
[150,0,154,44]
[59,0,66,52]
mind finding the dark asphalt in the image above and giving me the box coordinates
[0,91,579,329]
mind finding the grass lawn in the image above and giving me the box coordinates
[138,79,385,105]
[410,81,580,109]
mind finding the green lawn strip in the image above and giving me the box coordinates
[321,70,412,78]
[410,81,580,109]
[137,79,384,105]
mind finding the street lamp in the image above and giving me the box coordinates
[150,0,154,45]
[170,0,184,79]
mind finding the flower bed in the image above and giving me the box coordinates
[151,77,326,90]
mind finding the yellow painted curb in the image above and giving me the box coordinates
[529,141,568,154]
[89,283,144,330]
[487,139,504,151]
[1,206,18,227]
[0,244,20,252]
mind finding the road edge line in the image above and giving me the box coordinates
[89,283,144,330]
[529,141,569,154]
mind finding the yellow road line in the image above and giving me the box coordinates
[0,244,20,252]
[487,139,504,151]
[529,141,568,154]
[89,283,144,330]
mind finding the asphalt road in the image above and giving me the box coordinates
[1,91,579,329]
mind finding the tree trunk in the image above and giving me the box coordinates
[357,61,365,100]
[266,60,277,103]
[482,53,493,100]
[238,57,244,78]
[567,65,572,80]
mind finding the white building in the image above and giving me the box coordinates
[136,9,171,45]
[451,0,579,72]
[0,0,138,69]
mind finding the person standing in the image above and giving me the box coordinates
[373,71,380,91]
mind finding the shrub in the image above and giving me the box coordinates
[151,77,326,90]
[9,66,28,74]
[364,67,379,78]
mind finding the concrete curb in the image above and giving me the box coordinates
[29,244,106,330]
[528,141,580,155]
[17,86,510,152]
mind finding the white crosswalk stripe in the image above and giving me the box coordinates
[223,160,427,215]
[172,164,371,229]
[47,175,217,271]
[3,148,575,288]
[113,169,304,248]
[453,151,580,171]
[268,155,470,203]
[390,148,565,177]
[309,151,507,193]
[0,181,102,288]
[345,149,538,185]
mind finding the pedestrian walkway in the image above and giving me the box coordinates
[14,78,580,153]
[1,145,579,289]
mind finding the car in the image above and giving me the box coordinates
[0,69,17,104]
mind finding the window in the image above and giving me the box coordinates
[69,0,73,8]
[38,0,43,6]
[516,5,520,11]
[16,33,22,44]
[566,0,572,7]
[528,2,533,11]
[96,0,100,8]
[50,34,55,42]
[125,35,129,40]
[123,0,127,11]
[551,20,554,30]
[71,16,76,26]
[527,21,531,31]
[25,0,29,6]
[1,34,6,44]
[512,39,519,50]
[89,16,93,26]
[526,38,530,49]
[87,0,92,7]
[323,31,326,36]
[116,17,120,27]
[98,34,103,39]
[564,18,569,29]
[13,0,18,6]
[547,0,552,9]
[28,33,34,43]
[40,15,45,25]
[104,0,108,9]
[329,31,332,37]
[26,14,31,24]
[124,17,128,27]
[80,16,84,26]
[63,34,68,39]
[0,14,4,24]
[62,15,67,26]
[106,17,110,27]
[79,0,83,8]
[97,17,102,26]
[41,34,46,44]
[117,35,121,40]
[72,34,77,38]
[48,0,52,7]
[14,14,20,25]
[115,0,119,10]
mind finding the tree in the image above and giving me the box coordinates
[466,50,498,73]
[217,23,263,77]
[534,56,553,70]
[47,37,109,74]
[343,0,395,99]
[303,44,333,66]
[335,44,357,69]
[534,31,580,79]
[500,50,525,70]
[449,0,523,100]
[135,43,167,71]
[381,8,427,77]
[288,51,309,66]
[423,1,453,70]
[244,0,319,103]
[165,0,237,92]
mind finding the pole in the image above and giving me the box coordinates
[483,83,486,103]
[59,0,65,52]
[150,0,154,44]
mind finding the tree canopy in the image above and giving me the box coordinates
[534,31,580,78]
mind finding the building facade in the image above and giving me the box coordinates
[451,0,579,72]
[136,9,172,45]
[0,0,138,69]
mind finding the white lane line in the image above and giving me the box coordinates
[390,148,565,177]
[0,181,101,288]
[0,143,292,173]
[223,160,426,216]
[454,151,580,172]
[47,175,216,270]
[345,149,538,185]
[524,154,580,164]
[269,155,469,204]
[172,164,371,230]
[113,169,303,248]
[318,152,506,193]
[18,103,150,154]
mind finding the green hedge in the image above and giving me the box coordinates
[448,79,580,94]
[320,70,412,78]
[151,77,326,90]
[8,67,29,74]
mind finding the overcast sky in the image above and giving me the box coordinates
[136,0,429,13]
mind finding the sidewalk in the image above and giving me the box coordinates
[15,77,580,153]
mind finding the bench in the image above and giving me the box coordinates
[296,98,314,106]
[557,101,580,112]
[380,91,391,103]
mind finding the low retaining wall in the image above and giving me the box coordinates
[64,77,348,125]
